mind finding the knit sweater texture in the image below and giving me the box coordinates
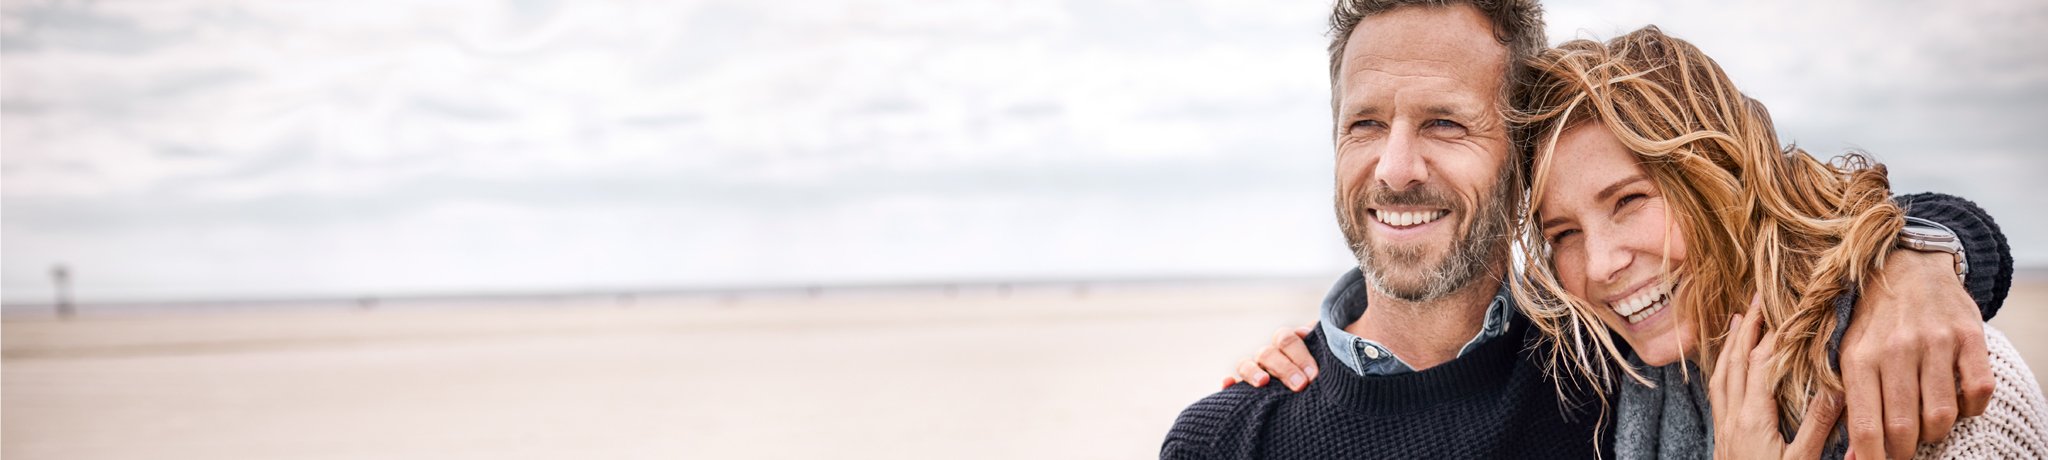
[1895,192,2014,321]
[1160,311,1612,459]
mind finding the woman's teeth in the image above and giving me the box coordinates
[1611,279,1674,325]
[1373,210,1449,227]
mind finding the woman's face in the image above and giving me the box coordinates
[1536,124,1696,366]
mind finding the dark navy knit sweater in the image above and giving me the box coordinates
[1895,192,2014,321]
[1161,311,1612,459]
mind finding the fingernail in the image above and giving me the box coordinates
[1306,365,1319,379]
[1253,372,1269,386]
[1289,373,1305,389]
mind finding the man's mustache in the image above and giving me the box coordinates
[1351,183,1464,215]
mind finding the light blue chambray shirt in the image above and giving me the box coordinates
[1318,267,1517,376]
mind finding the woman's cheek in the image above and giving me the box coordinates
[1553,247,1588,300]
[1646,200,1689,261]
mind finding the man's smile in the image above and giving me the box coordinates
[1370,209,1450,227]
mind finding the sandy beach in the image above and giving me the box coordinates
[6,279,2045,459]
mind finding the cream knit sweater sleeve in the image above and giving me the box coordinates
[1915,325,2048,459]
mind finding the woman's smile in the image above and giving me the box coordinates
[1605,275,1678,326]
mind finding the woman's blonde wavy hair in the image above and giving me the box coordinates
[1508,26,1905,430]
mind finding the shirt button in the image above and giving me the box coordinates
[1362,345,1382,359]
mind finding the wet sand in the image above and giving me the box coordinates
[5,280,2045,460]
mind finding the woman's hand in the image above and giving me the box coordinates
[1221,322,1318,391]
[1711,299,1847,460]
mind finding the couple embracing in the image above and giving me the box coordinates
[1162,0,2048,459]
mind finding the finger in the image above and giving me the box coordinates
[1728,312,1765,410]
[1742,325,1781,422]
[1842,347,1887,460]
[1272,328,1319,382]
[1298,320,1316,337]
[1712,313,1747,410]
[1917,327,1961,443]
[1711,314,1737,400]
[1255,343,1307,392]
[1221,376,1239,390]
[1234,358,1270,387]
[1956,325,1993,418]
[1880,348,1923,460]
[1787,390,1847,460]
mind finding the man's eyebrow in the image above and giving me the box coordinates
[1596,175,1649,202]
[1424,105,1461,118]
[1348,105,1382,119]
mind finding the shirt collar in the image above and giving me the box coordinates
[1318,267,1517,376]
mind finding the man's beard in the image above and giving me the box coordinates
[1336,165,1516,303]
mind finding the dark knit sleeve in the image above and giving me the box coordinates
[1161,386,1254,460]
[1894,192,2014,321]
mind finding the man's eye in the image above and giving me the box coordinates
[1351,120,1386,130]
[1423,119,1467,135]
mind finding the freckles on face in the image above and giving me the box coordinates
[1535,124,1694,366]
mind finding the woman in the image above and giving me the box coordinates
[1512,26,2044,458]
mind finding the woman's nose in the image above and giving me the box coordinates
[1583,228,1631,284]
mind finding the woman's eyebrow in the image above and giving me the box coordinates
[1596,175,1649,202]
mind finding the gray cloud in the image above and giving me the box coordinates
[2,0,2040,303]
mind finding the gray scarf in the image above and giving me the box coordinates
[1613,354,1714,460]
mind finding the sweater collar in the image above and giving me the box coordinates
[1304,309,1529,415]
[1318,267,1517,376]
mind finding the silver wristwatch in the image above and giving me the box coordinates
[1898,216,1968,282]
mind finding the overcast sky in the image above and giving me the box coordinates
[4,0,2044,303]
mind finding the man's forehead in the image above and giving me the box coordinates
[1347,5,1507,68]
[1339,70,1492,117]
[1335,5,1507,104]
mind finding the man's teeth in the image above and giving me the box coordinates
[1373,210,1449,227]
[1611,279,1675,325]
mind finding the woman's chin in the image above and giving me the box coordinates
[1627,328,1690,367]
[1634,347,1684,367]
[1607,319,1687,366]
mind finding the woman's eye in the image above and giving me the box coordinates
[1617,193,1646,208]
[1547,229,1579,244]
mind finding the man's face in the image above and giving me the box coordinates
[1333,5,1515,302]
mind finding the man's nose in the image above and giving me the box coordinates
[1374,129,1427,190]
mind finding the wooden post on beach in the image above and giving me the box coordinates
[51,264,73,319]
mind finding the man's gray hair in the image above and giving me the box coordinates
[1325,0,1547,116]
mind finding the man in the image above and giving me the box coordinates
[1162,0,2003,458]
